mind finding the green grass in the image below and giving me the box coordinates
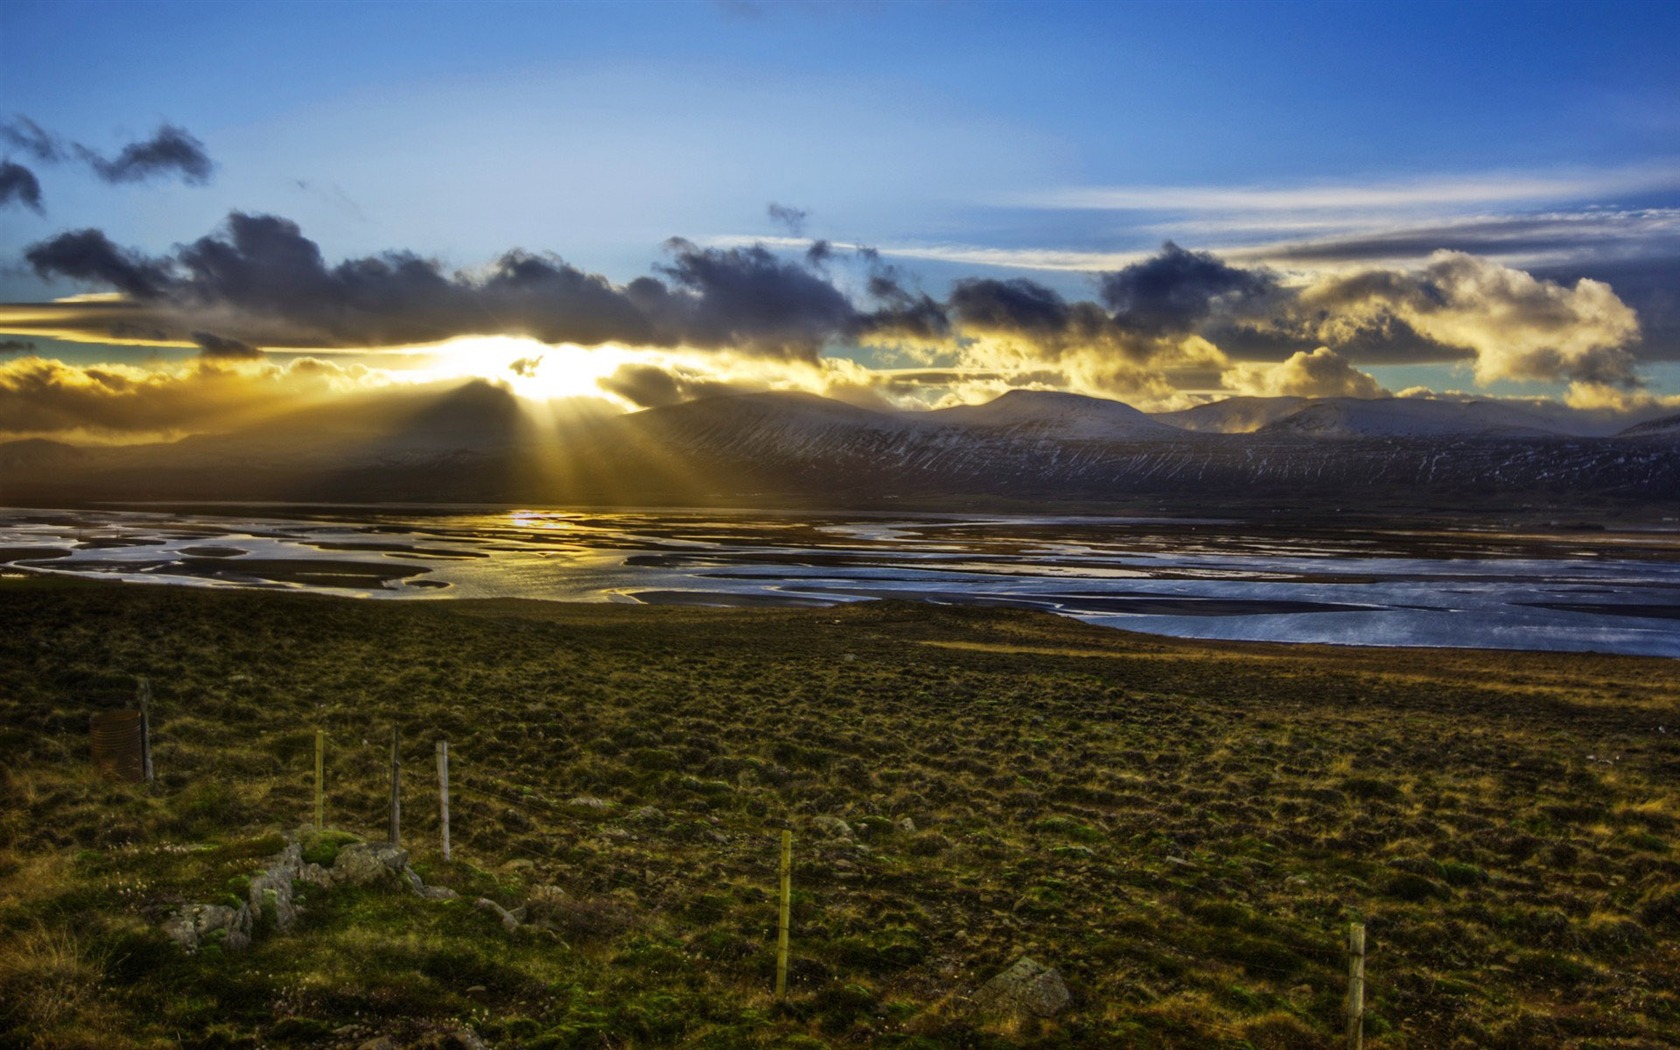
[0,576,1676,1048]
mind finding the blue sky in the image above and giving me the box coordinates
[2,0,1678,435]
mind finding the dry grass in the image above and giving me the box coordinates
[0,576,1675,1048]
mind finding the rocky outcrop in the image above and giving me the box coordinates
[163,831,456,955]
[163,902,253,954]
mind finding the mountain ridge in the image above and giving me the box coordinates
[2,386,1675,511]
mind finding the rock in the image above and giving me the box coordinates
[568,796,612,811]
[971,956,1070,1018]
[896,817,916,834]
[357,1038,396,1050]
[402,866,459,901]
[249,841,303,930]
[813,815,855,840]
[296,861,334,887]
[333,843,410,886]
[417,1029,492,1050]
[164,902,253,954]
[629,805,666,825]
[526,883,568,910]
[475,897,522,932]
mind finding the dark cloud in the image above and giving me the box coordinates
[508,356,542,378]
[1098,241,1276,334]
[25,228,174,298]
[653,239,858,359]
[949,278,1072,336]
[12,221,1652,396]
[109,322,171,342]
[947,277,1128,360]
[767,202,808,236]
[598,362,757,408]
[21,213,861,356]
[0,116,65,163]
[77,124,214,185]
[0,339,37,353]
[190,331,263,359]
[0,161,43,213]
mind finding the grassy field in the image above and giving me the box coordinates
[0,575,1676,1049]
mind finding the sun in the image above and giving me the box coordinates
[413,335,627,401]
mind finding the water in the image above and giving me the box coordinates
[3,506,1677,657]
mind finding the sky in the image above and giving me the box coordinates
[2,0,1679,442]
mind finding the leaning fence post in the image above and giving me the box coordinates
[776,829,792,997]
[136,676,154,784]
[389,726,401,847]
[436,740,451,861]
[1345,922,1366,1050]
[314,728,325,829]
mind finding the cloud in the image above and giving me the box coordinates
[767,202,808,237]
[75,123,214,185]
[1098,241,1276,335]
[598,361,760,408]
[649,238,860,359]
[0,118,216,213]
[0,161,43,213]
[1222,347,1388,399]
[190,330,263,359]
[1010,167,1680,213]
[9,222,1654,409]
[18,214,886,358]
[0,339,37,353]
[25,228,175,298]
[1295,252,1642,387]
[0,116,65,163]
[0,354,368,440]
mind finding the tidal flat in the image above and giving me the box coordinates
[3,505,1677,657]
[0,577,1676,1048]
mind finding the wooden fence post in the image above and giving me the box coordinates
[776,829,792,997]
[136,676,154,784]
[314,729,325,829]
[437,740,451,861]
[389,726,401,847]
[1346,922,1366,1050]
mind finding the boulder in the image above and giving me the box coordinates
[164,902,253,954]
[813,815,855,840]
[333,843,410,886]
[249,841,303,930]
[403,866,459,901]
[971,956,1070,1018]
[475,897,522,932]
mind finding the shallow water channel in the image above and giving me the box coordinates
[2,506,1677,657]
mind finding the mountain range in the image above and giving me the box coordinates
[2,385,1676,512]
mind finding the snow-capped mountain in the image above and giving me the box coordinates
[1256,397,1572,438]
[928,389,1185,440]
[1152,396,1310,433]
[3,386,1676,510]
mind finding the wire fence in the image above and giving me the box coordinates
[287,724,1369,1043]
